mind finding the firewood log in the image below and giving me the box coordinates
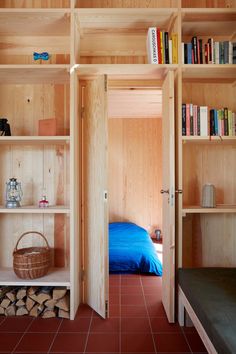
[26,297,35,312]
[1,298,11,309]
[29,304,39,317]
[5,304,16,316]
[53,287,67,300]
[0,306,5,315]
[16,287,27,300]
[55,294,69,312]
[58,309,70,319]
[6,289,16,302]
[27,286,39,296]
[16,299,25,307]
[44,298,57,310]
[42,309,56,318]
[0,287,12,300]
[16,306,28,316]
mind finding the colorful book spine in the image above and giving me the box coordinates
[172,33,178,64]
[146,28,158,64]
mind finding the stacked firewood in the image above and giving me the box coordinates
[0,286,69,318]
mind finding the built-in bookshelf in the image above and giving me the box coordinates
[0,0,236,321]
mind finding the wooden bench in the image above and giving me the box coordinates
[178,268,236,354]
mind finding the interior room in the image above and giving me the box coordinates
[0,0,236,353]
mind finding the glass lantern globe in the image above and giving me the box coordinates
[5,178,23,208]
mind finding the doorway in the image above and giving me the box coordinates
[80,71,175,322]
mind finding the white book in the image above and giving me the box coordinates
[169,39,172,64]
[200,106,208,136]
[229,42,233,64]
[146,27,158,64]
[214,42,219,64]
[232,112,236,135]
[181,42,185,64]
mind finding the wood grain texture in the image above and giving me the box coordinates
[182,0,236,8]
[82,76,108,318]
[108,89,162,119]
[108,118,162,234]
[76,0,178,8]
[0,83,69,136]
[0,0,70,8]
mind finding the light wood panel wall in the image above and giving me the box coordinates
[0,0,70,7]
[76,0,178,8]
[0,83,70,268]
[183,214,236,268]
[182,0,236,7]
[0,84,70,136]
[108,118,162,235]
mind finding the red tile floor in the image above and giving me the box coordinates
[0,275,207,354]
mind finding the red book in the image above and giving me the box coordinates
[186,104,190,136]
[156,28,162,64]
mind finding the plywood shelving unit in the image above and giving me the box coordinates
[179,1,236,269]
[0,0,235,320]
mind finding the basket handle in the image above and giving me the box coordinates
[14,231,50,252]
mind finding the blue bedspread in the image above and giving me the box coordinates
[109,222,162,276]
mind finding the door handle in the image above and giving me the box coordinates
[175,189,183,194]
[160,189,169,194]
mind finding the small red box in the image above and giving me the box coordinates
[38,118,57,136]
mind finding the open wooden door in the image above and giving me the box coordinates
[161,70,175,323]
[82,75,109,318]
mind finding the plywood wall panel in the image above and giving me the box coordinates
[0,83,69,136]
[0,0,70,8]
[76,0,178,8]
[183,144,236,206]
[182,83,236,112]
[182,0,236,8]
[108,118,162,235]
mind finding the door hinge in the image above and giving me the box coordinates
[104,75,108,92]
[105,300,109,318]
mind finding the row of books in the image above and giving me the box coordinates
[147,28,178,64]
[182,104,236,136]
[182,37,236,64]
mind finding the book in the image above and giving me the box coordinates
[232,42,236,64]
[157,28,162,64]
[164,32,169,64]
[172,33,178,64]
[200,106,208,136]
[169,39,172,64]
[146,28,158,64]
[191,36,198,64]
[182,104,186,135]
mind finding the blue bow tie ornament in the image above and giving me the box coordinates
[33,52,50,61]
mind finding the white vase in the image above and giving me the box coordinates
[201,184,216,208]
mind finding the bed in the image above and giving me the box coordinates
[109,222,162,276]
[178,268,236,354]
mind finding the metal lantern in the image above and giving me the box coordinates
[5,178,23,208]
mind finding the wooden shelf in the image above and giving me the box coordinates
[183,205,236,215]
[182,9,236,36]
[0,65,70,84]
[0,206,70,214]
[182,136,236,144]
[182,65,236,81]
[0,136,70,144]
[77,64,178,79]
[0,10,71,35]
[0,267,70,286]
[76,8,178,30]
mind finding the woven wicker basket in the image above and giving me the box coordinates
[13,231,51,279]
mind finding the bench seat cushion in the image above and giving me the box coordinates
[178,268,236,354]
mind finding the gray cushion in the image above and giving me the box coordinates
[178,268,236,354]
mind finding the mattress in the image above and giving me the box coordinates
[178,268,236,354]
[109,222,162,276]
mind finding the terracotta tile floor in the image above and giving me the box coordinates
[0,274,207,353]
